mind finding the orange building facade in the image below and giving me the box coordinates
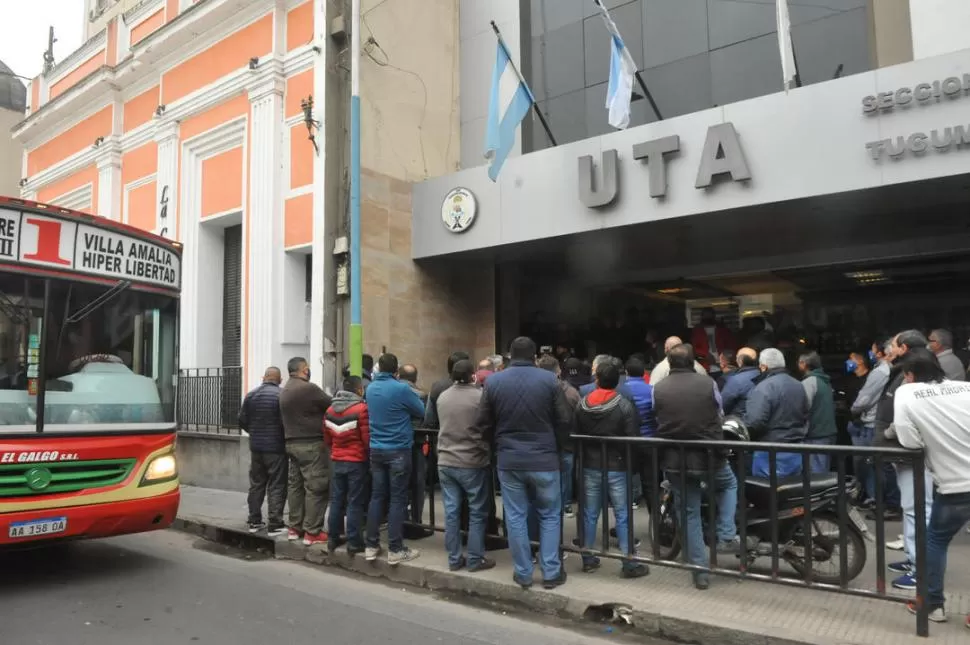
[14,0,482,393]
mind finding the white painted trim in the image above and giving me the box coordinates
[122,173,157,224]
[286,184,313,199]
[284,242,312,253]
[48,30,108,87]
[200,208,244,225]
[51,183,94,211]
[124,0,165,26]
[283,45,314,76]
[178,115,247,369]
[121,120,157,150]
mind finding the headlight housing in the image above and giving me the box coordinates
[141,454,178,485]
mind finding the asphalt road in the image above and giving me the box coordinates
[0,530,668,645]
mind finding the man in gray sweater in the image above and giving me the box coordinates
[929,329,966,382]
[436,359,495,573]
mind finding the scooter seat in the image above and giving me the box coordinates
[745,473,839,507]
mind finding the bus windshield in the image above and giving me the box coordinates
[0,271,178,430]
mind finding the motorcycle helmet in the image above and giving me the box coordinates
[722,415,750,442]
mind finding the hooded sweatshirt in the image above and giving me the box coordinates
[802,368,838,439]
[324,390,369,462]
[574,388,640,471]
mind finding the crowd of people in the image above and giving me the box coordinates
[237,321,970,624]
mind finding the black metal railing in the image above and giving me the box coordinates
[176,367,243,434]
[408,430,929,637]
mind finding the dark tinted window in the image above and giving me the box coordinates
[521,0,871,152]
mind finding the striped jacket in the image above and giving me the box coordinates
[324,391,369,463]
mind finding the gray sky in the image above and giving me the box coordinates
[0,1,84,81]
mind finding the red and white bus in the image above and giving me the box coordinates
[0,197,181,546]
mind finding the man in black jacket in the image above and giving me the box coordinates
[654,344,739,590]
[574,360,649,579]
[476,337,571,590]
[239,366,287,536]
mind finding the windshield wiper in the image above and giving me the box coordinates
[0,291,30,326]
[65,280,132,324]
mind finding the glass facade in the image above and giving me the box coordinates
[523,0,871,151]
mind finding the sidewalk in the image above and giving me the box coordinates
[176,485,970,645]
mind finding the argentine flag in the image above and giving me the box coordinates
[483,41,534,182]
[598,3,637,130]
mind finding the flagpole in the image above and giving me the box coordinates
[592,0,663,121]
[490,21,557,147]
[634,71,662,120]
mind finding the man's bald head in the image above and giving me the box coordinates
[263,366,282,384]
[664,336,683,354]
[737,347,758,367]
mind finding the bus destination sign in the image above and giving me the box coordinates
[0,208,180,289]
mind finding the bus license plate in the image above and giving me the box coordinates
[8,517,67,539]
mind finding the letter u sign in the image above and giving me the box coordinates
[578,150,619,208]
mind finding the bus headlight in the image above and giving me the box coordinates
[141,454,178,484]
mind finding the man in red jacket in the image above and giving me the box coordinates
[690,307,737,377]
[324,376,370,555]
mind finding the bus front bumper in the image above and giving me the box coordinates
[0,489,180,546]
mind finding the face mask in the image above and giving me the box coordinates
[868,350,877,364]
[306,369,311,381]
[845,359,857,374]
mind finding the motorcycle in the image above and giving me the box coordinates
[647,417,872,585]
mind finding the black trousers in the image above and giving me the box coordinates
[248,451,288,526]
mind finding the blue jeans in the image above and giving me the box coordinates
[439,466,490,568]
[896,463,933,572]
[752,451,802,478]
[847,423,875,500]
[667,463,738,576]
[329,460,368,548]
[926,491,970,608]
[803,436,835,474]
[498,469,562,582]
[561,452,574,507]
[366,448,411,552]
[581,469,636,570]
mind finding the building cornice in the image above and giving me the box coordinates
[48,29,108,86]
[123,0,165,25]
[14,0,271,145]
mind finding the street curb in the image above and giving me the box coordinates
[174,516,820,645]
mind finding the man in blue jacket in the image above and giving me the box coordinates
[364,353,426,565]
[476,337,571,590]
[744,348,809,478]
[720,347,760,418]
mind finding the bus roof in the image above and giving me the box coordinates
[0,197,182,252]
[0,197,181,293]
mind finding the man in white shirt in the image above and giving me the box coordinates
[892,347,970,624]
[649,336,707,385]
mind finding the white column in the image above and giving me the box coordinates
[96,149,122,220]
[246,71,285,390]
[117,14,131,61]
[154,120,179,239]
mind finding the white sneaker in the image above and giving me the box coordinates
[365,546,381,561]
[887,535,905,551]
[388,547,420,565]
